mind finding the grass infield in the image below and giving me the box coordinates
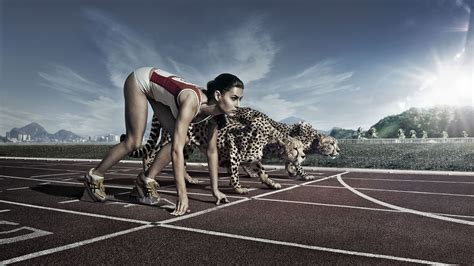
[0,143,473,172]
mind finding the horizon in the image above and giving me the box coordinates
[1,0,473,136]
[3,104,473,138]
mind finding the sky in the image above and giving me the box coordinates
[1,0,473,137]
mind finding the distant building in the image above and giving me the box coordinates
[92,134,120,143]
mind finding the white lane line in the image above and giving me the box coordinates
[306,185,474,198]
[252,172,348,199]
[0,200,150,225]
[266,177,299,183]
[0,167,458,264]
[161,174,347,225]
[336,176,474,226]
[161,198,175,207]
[4,157,469,177]
[156,188,247,200]
[257,198,397,213]
[31,173,77,178]
[159,224,444,265]
[255,198,474,220]
[159,198,251,224]
[1,224,153,265]
[342,177,474,184]
[6,187,30,191]
[0,165,83,173]
[0,209,11,213]
[58,199,80,204]
[0,174,248,200]
[0,175,133,189]
[0,226,53,245]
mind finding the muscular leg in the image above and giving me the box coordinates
[146,101,176,179]
[146,102,197,183]
[94,73,148,177]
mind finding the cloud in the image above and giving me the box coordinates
[276,59,356,100]
[83,8,167,89]
[244,59,357,128]
[30,10,279,136]
[38,65,112,102]
[38,64,124,136]
[203,17,278,84]
[0,108,57,134]
[52,97,124,136]
[244,94,296,122]
[83,9,278,88]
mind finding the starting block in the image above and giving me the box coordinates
[80,188,175,211]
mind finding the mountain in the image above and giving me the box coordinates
[52,129,82,141]
[329,127,357,139]
[371,106,474,138]
[5,122,84,142]
[7,122,50,141]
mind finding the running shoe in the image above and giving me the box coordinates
[134,172,160,205]
[83,168,106,202]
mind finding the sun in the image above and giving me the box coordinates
[417,52,473,107]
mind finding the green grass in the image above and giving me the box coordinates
[1,143,473,172]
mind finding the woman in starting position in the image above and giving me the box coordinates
[84,67,244,216]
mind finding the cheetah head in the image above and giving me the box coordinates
[311,134,340,159]
[278,138,306,164]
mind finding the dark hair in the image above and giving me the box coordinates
[204,73,244,99]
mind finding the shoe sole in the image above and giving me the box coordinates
[134,180,160,205]
[83,178,107,202]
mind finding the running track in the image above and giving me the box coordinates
[0,158,473,264]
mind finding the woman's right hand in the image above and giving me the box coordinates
[171,195,189,216]
[213,190,229,205]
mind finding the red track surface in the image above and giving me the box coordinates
[0,158,473,264]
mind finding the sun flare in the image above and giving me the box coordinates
[414,48,474,107]
[419,63,473,106]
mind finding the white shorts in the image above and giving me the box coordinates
[133,67,154,99]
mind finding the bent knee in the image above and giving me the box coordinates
[123,137,143,151]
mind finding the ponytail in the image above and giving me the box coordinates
[206,73,244,99]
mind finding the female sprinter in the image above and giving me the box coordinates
[84,67,244,216]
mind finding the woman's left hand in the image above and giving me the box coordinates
[213,190,229,205]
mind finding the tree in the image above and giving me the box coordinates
[422,130,428,139]
[410,129,417,138]
[357,127,364,139]
[398,128,406,139]
[366,127,378,138]
[442,131,449,139]
[462,131,469,138]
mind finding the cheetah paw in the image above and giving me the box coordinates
[271,182,282,189]
[234,187,249,194]
[185,175,201,184]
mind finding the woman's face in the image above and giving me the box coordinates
[216,87,244,116]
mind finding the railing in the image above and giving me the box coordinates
[337,137,474,144]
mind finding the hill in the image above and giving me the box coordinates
[52,129,83,142]
[5,122,84,142]
[329,127,357,139]
[371,106,473,138]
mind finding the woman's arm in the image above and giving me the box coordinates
[207,119,229,205]
[171,92,198,216]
